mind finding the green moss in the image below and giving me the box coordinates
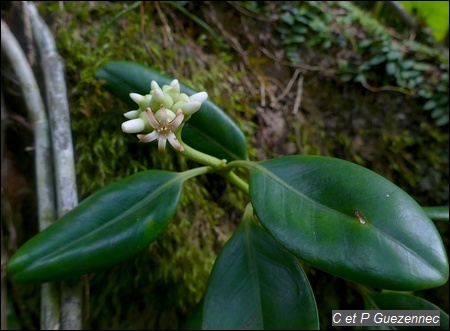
[33,1,254,329]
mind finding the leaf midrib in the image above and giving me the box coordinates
[28,172,183,266]
[253,163,436,270]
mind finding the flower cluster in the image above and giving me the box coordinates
[121,79,208,154]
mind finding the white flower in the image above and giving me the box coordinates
[121,79,209,155]
[137,105,184,154]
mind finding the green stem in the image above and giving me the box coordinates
[181,166,211,180]
[175,129,251,194]
[175,128,226,169]
[422,206,449,221]
[225,159,257,171]
[221,170,249,195]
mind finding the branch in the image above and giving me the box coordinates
[386,1,418,29]
[1,17,59,330]
[27,2,82,330]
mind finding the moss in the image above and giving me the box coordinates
[32,1,254,329]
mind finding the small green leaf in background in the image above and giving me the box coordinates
[95,61,248,162]
[6,170,187,283]
[400,1,449,43]
[202,204,319,330]
[249,155,448,291]
[361,289,449,330]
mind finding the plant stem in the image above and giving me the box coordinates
[181,166,211,179]
[422,206,449,221]
[225,159,257,171]
[2,16,60,330]
[175,128,226,169]
[28,2,82,329]
[221,170,249,195]
[175,129,251,194]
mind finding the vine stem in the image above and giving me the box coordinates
[221,170,249,195]
[28,2,82,329]
[1,17,60,331]
[175,128,250,195]
[175,127,226,169]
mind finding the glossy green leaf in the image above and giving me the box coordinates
[249,155,448,291]
[6,170,188,283]
[362,290,449,330]
[95,61,248,162]
[183,297,204,330]
[202,204,319,330]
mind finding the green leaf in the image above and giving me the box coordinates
[355,74,367,84]
[95,61,248,161]
[292,25,309,34]
[249,155,448,291]
[400,1,449,42]
[282,34,306,44]
[6,170,188,283]
[359,40,373,48]
[435,114,449,126]
[412,62,431,72]
[401,70,420,80]
[276,25,291,35]
[402,60,415,70]
[386,51,402,61]
[309,19,328,33]
[418,88,433,99]
[280,12,295,25]
[386,62,399,76]
[340,74,354,83]
[202,204,319,330]
[431,107,446,119]
[362,290,449,330]
[369,54,386,66]
[322,40,332,49]
[183,298,204,330]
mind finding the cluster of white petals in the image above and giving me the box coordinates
[121,79,208,154]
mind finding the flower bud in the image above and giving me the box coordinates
[182,101,202,115]
[124,110,139,119]
[150,88,172,109]
[170,80,180,94]
[151,80,160,91]
[178,93,190,102]
[121,118,145,133]
[130,93,145,105]
[190,91,208,103]
[141,94,153,110]
[152,88,165,103]
[172,100,185,111]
